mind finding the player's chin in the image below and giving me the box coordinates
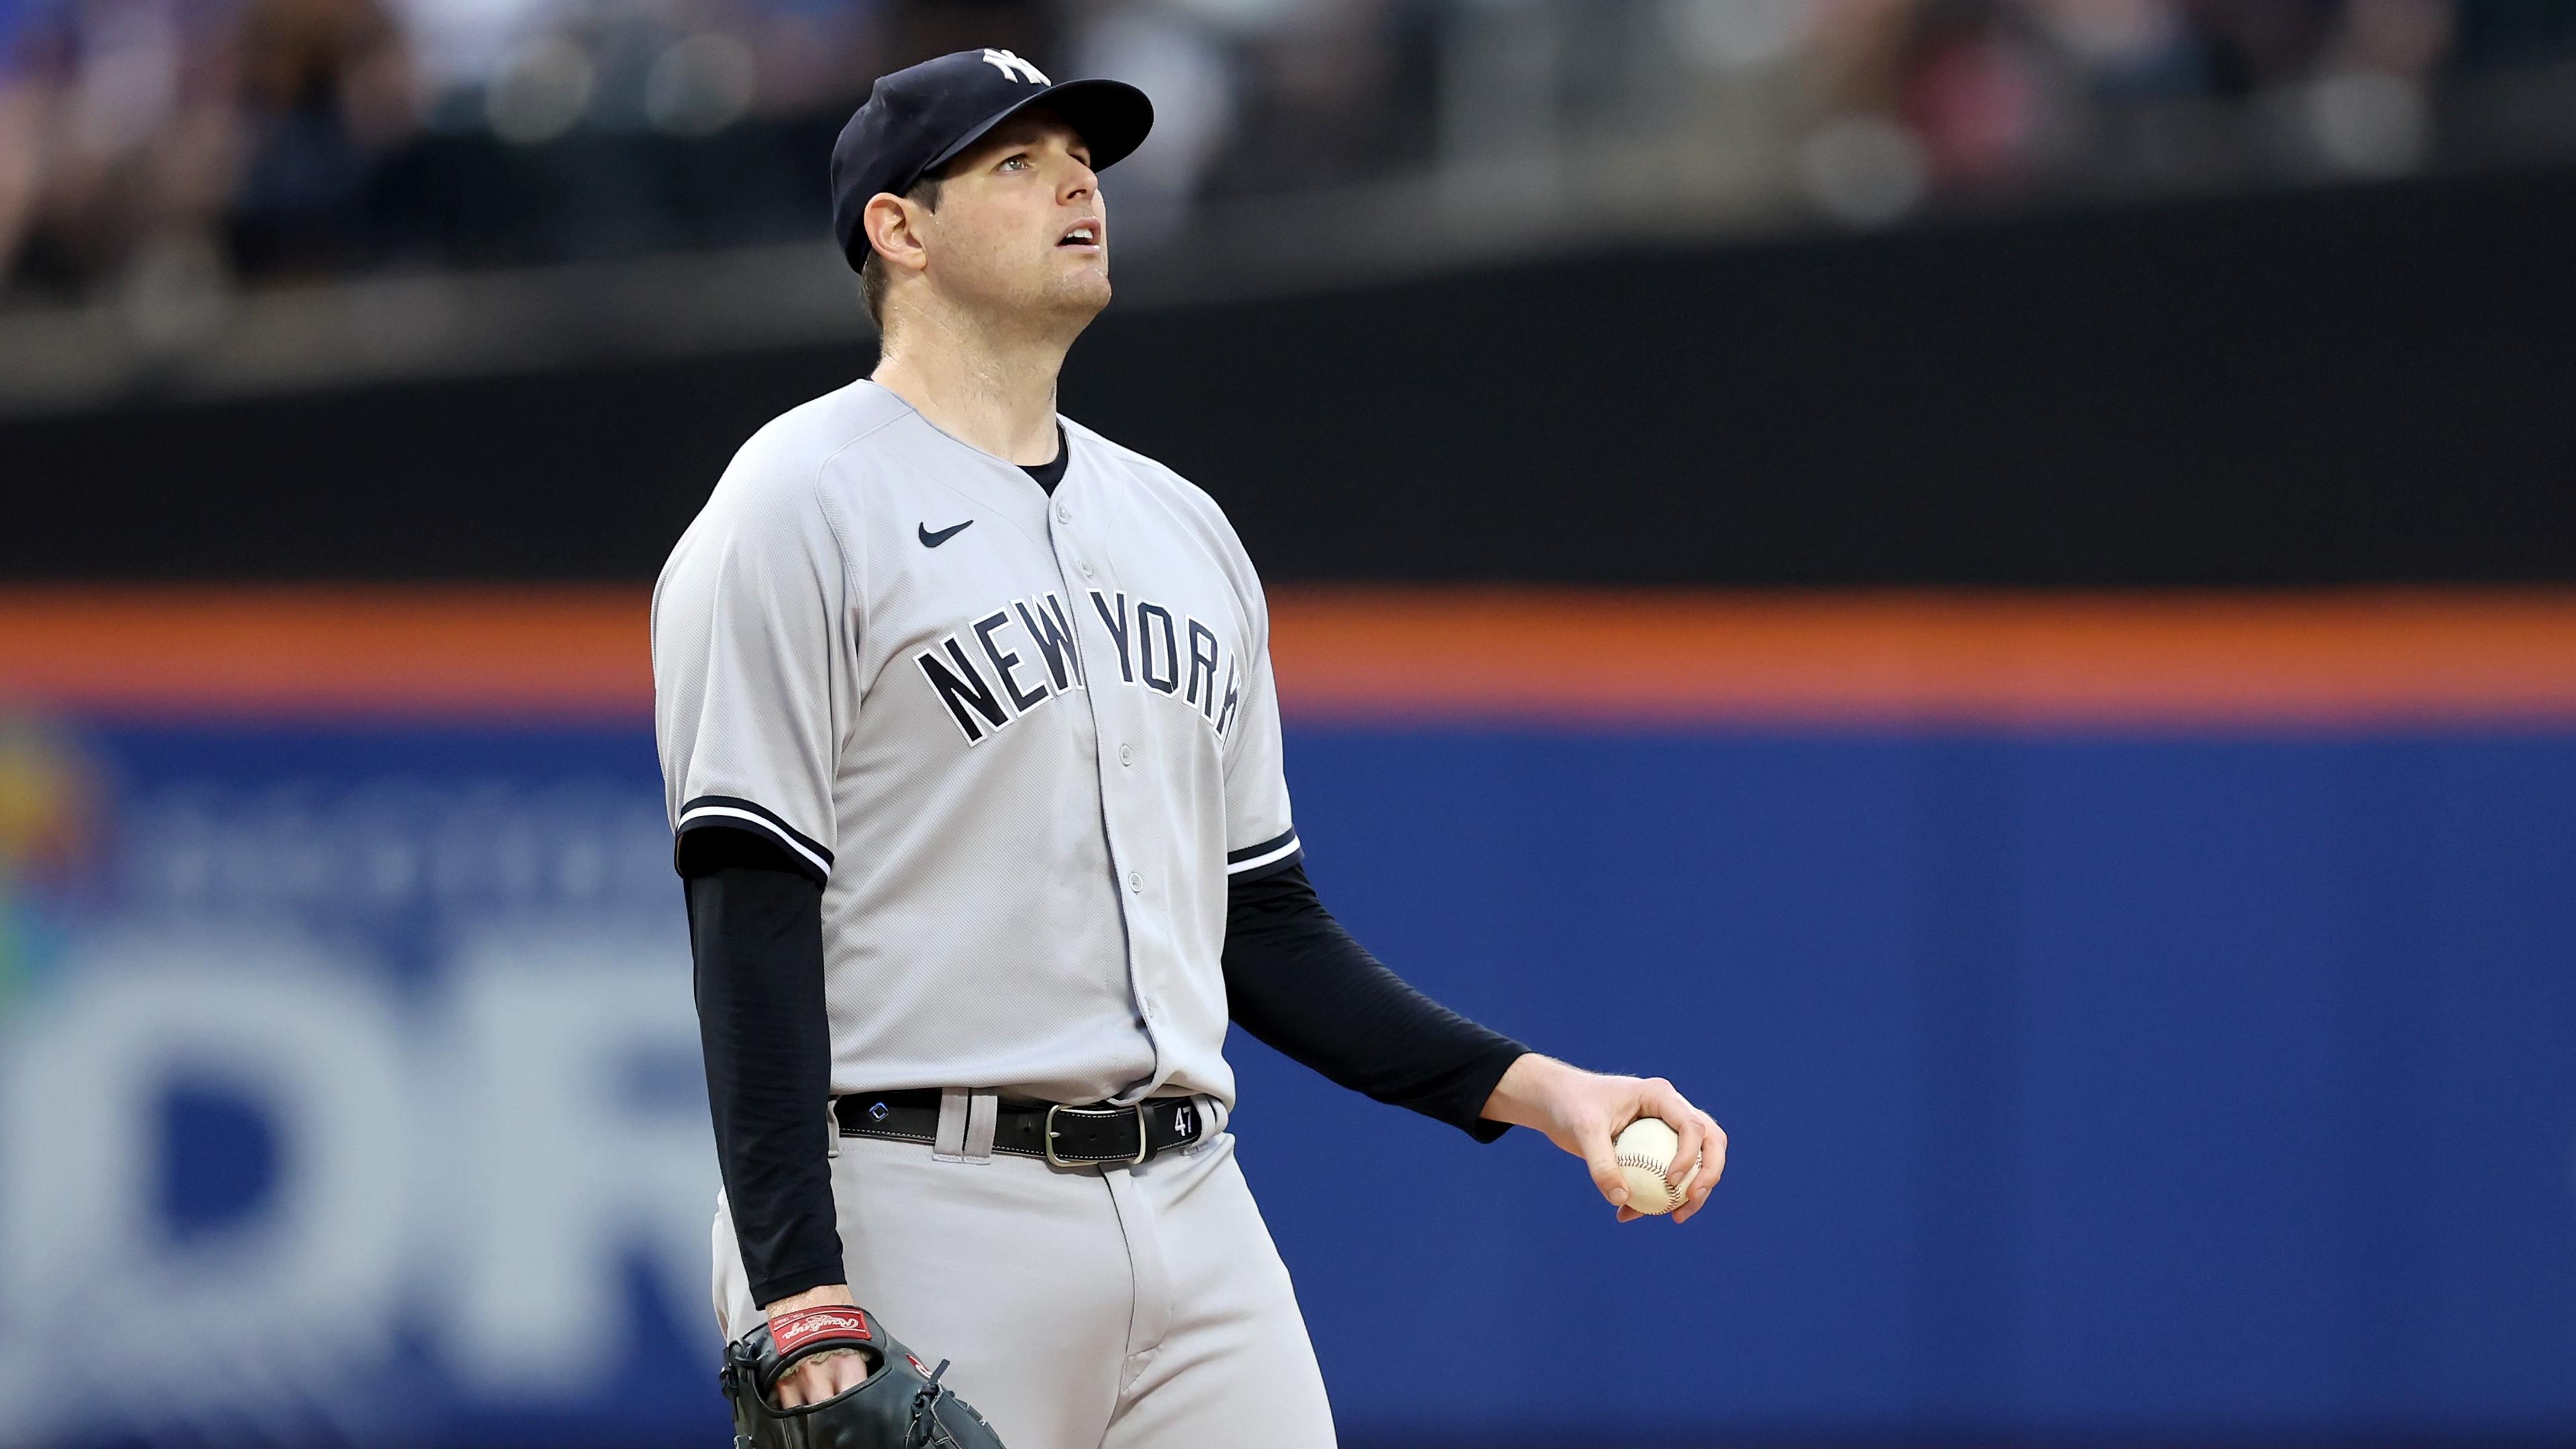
[1038,267,1112,314]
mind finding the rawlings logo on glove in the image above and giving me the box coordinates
[771,1305,874,1356]
[720,1303,1008,1448]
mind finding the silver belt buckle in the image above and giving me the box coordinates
[1043,1102,1153,1167]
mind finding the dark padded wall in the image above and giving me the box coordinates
[9,164,2574,584]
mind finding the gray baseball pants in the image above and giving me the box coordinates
[711,1092,1338,1449]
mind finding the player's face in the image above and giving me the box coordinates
[922,113,1110,324]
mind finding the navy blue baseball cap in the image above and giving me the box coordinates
[830,48,1154,272]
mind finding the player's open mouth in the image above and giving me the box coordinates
[1058,221,1102,249]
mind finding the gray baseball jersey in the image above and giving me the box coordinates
[651,378,1301,1112]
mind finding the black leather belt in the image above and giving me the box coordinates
[833,1089,1210,1167]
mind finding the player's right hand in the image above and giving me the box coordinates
[763,1284,875,1406]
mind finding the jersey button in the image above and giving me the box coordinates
[1078,559,1095,578]
[1118,744,1134,766]
[1128,870,1142,893]
[1056,503,1073,525]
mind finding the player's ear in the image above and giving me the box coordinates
[863,192,930,277]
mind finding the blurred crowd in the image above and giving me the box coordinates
[1,0,2573,305]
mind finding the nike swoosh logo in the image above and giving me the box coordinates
[918,520,973,548]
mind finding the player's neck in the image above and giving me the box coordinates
[871,305,1073,467]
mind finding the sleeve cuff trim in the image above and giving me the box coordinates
[1226,828,1300,874]
[678,795,833,881]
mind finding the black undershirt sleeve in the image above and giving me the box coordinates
[1223,861,1529,1142]
[681,826,845,1307]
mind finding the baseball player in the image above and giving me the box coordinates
[652,48,1728,1447]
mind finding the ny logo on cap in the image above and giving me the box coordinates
[980,48,1050,85]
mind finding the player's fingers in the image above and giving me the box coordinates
[1631,1077,1688,1166]
[1616,1205,1643,1223]
[1665,1109,1706,1193]
[782,1354,849,1408]
[808,1349,866,1399]
[1670,1113,1723,1224]
[1572,1113,1629,1210]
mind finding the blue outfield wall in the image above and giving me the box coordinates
[0,719,2570,1445]
[1273,732,2576,1439]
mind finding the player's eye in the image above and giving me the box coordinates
[998,154,1031,172]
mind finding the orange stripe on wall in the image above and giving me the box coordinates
[2,587,2575,727]
[1270,590,2576,727]
[0,588,655,720]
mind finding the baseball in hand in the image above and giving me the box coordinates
[1614,1117,1701,1216]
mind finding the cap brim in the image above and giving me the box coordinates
[917,78,1155,186]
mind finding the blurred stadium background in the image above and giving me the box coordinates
[3,0,2575,1446]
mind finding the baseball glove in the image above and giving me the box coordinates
[720,1304,1009,1449]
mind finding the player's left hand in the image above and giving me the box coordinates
[1482,1053,1727,1224]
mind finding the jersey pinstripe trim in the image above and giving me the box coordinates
[677,794,835,883]
[1225,828,1301,879]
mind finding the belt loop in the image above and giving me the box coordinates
[962,1091,998,1163]
[825,1097,841,1159]
[932,1087,970,1161]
